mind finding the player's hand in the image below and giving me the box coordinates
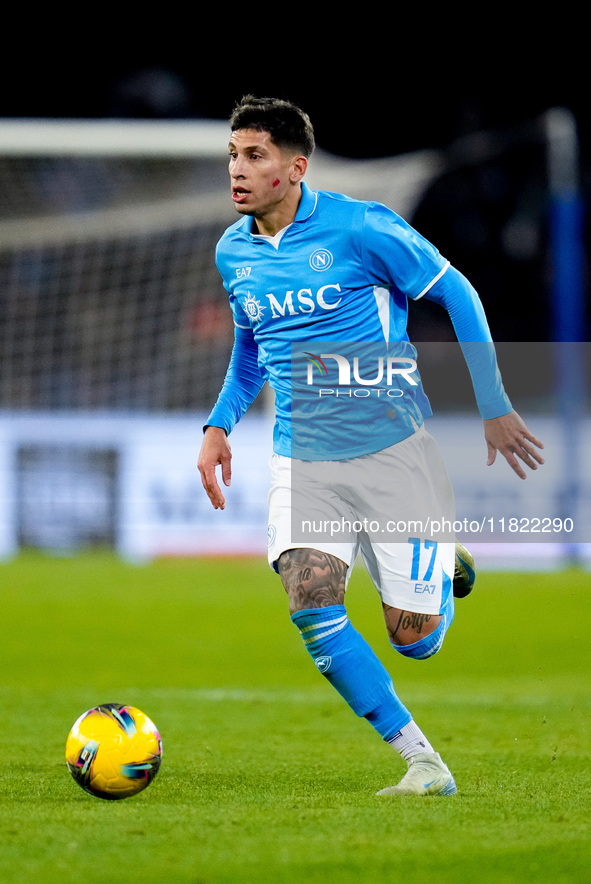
[198,426,232,509]
[484,410,544,480]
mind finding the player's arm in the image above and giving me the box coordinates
[198,323,265,509]
[423,265,544,478]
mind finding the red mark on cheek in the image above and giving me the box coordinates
[272,179,280,187]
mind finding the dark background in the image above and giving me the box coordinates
[2,48,584,159]
[0,29,587,344]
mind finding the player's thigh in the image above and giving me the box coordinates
[267,453,357,613]
[352,429,455,632]
[361,537,455,619]
[362,539,455,654]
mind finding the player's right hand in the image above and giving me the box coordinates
[198,426,232,509]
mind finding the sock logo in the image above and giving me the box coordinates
[315,656,332,673]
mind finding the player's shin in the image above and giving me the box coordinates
[291,605,411,741]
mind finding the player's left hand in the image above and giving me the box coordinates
[484,410,545,479]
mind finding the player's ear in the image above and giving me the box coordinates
[289,154,308,184]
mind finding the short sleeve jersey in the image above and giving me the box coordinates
[214,183,450,459]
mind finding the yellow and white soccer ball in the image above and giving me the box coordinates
[65,703,162,800]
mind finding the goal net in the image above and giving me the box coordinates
[0,119,442,414]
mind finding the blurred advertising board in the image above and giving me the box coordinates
[0,411,589,567]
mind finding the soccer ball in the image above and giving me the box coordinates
[65,703,162,800]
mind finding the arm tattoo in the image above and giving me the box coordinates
[277,548,347,613]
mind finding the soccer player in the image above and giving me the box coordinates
[198,96,544,796]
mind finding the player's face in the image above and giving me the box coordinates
[228,129,305,230]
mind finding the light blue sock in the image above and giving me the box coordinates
[291,605,412,741]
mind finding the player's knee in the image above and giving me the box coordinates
[277,547,347,614]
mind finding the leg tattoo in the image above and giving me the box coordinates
[277,548,347,614]
[383,602,441,645]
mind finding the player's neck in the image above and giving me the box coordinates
[253,185,302,237]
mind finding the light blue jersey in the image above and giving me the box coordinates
[208,182,511,459]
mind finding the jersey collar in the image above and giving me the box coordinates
[294,182,318,222]
[238,182,318,237]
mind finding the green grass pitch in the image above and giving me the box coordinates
[0,552,590,883]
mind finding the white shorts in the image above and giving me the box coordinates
[267,425,455,615]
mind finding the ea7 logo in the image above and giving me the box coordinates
[236,266,252,279]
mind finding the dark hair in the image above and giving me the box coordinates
[230,95,315,158]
